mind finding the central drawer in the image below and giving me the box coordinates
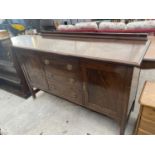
[41,54,83,105]
[41,54,79,72]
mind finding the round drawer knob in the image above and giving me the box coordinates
[69,78,75,83]
[72,93,77,98]
[66,64,72,70]
[51,85,55,89]
[44,59,50,65]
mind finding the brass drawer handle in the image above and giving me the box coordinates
[51,85,56,89]
[44,59,50,65]
[83,82,86,91]
[69,78,75,83]
[73,93,77,98]
[66,64,72,70]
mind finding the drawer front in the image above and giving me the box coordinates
[42,54,83,105]
[41,54,79,73]
[48,73,82,104]
[142,106,155,122]
[139,116,155,134]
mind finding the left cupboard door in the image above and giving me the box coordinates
[16,50,49,91]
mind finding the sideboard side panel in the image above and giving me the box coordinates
[16,49,49,91]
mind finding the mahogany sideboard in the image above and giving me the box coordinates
[11,34,150,134]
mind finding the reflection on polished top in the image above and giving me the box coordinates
[11,35,150,66]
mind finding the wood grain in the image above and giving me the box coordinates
[11,35,149,66]
[42,53,83,105]
[81,59,133,125]
[13,35,144,134]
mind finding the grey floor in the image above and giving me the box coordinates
[0,69,155,135]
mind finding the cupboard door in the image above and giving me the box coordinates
[17,52,48,90]
[81,60,130,119]
[42,54,83,105]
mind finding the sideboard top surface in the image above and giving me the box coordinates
[11,35,150,66]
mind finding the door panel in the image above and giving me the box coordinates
[17,52,48,90]
[82,60,129,118]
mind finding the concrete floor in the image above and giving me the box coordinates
[0,69,155,135]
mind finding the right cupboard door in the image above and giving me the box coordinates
[81,60,132,121]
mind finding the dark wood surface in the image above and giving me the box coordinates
[11,35,150,66]
[12,34,152,134]
[14,47,140,134]
[81,60,130,120]
[40,31,148,41]
[42,53,83,105]
[17,51,48,90]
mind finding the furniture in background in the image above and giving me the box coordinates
[0,30,30,97]
[12,33,149,134]
[135,81,155,134]
[142,36,155,69]
[134,35,155,134]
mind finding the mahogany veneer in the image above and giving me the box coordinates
[12,34,150,134]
